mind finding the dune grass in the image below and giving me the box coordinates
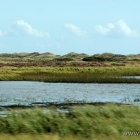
[0,104,139,139]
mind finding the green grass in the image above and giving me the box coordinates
[0,67,140,83]
[0,133,140,140]
[0,104,140,139]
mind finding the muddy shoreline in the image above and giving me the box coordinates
[0,102,132,109]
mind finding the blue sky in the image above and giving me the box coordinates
[0,0,140,55]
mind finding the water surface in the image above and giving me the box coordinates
[0,81,140,107]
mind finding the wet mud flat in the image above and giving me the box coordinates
[0,102,133,118]
[0,102,130,109]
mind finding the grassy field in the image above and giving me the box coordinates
[0,104,140,139]
[0,65,140,83]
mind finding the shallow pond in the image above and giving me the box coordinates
[123,76,140,79]
[0,81,140,107]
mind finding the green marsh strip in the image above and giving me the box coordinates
[0,67,140,83]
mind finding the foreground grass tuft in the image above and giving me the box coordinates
[0,133,140,140]
[0,104,139,139]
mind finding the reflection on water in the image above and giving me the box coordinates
[0,81,140,107]
[123,76,140,79]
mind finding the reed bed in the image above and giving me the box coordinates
[0,104,139,139]
[0,67,140,83]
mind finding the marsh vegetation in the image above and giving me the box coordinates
[0,104,140,140]
[0,64,140,83]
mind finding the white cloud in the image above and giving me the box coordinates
[0,31,4,37]
[65,23,86,37]
[117,20,138,37]
[14,20,51,38]
[0,30,6,37]
[95,23,115,35]
[95,20,139,37]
